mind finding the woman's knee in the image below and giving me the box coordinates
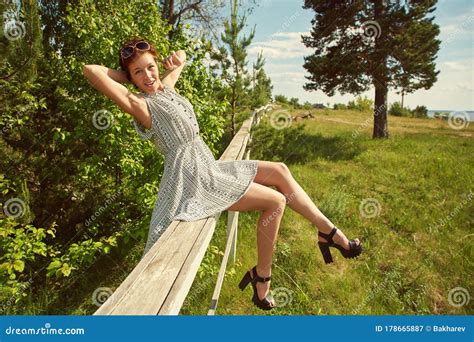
[261,191,286,227]
[276,162,292,180]
[267,190,287,210]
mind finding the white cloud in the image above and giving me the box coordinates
[439,12,474,33]
[443,61,462,71]
[439,12,474,44]
[245,25,473,111]
[248,31,311,60]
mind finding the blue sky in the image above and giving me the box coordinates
[234,0,473,111]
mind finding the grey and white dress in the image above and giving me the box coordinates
[133,85,258,257]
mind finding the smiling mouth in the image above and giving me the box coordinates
[145,80,155,87]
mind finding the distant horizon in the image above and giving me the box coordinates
[427,110,474,113]
[235,0,474,112]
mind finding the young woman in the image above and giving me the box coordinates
[83,37,362,311]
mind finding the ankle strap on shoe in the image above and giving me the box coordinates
[251,266,271,283]
[318,226,338,243]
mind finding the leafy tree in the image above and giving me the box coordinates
[159,0,227,41]
[302,0,440,138]
[0,0,228,313]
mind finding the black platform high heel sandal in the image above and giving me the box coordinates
[238,265,275,311]
[318,226,362,264]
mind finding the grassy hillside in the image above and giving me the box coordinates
[180,105,473,315]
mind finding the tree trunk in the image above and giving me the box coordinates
[373,83,389,138]
[161,0,174,24]
[231,87,236,136]
[372,0,389,138]
[401,90,405,109]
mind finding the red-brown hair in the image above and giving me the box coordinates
[118,37,160,83]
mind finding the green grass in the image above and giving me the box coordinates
[21,106,471,315]
[180,106,473,315]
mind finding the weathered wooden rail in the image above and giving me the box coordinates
[94,104,272,315]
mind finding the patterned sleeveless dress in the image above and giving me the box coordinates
[133,85,258,257]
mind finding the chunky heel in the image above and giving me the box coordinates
[318,242,333,264]
[238,265,275,311]
[238,271,252,291]
[318,226,362,264]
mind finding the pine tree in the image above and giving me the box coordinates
[250,50,273,108]
[302,0,441,138]
[211,0,255,136]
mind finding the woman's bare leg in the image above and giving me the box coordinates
[253,161,360,248]
[227,182,287,305]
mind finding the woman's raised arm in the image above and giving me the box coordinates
[83,65,150,128]
[161,50,186,89]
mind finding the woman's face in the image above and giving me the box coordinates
[128,52,160,94]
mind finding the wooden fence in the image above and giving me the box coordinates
[94,104,272,315]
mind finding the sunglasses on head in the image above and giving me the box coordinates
[120,41,151,61]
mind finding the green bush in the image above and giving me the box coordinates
[412,105,428,118]
[389,101,412,117]
[274,94,289,104]
[0,218,57,310]
[347,96,373,111]
[333,103,347,110]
